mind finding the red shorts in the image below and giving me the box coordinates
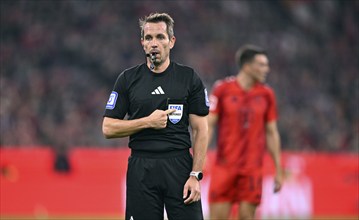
[208,164,263,205]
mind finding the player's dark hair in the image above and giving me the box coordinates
[235,45,267,69]
[139,12,175,39]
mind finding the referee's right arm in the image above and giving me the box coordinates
[102,109,176,138]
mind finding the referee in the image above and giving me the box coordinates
[102,13,209,220]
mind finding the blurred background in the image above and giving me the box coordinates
[0,0,358,219]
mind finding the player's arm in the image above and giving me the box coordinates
[183,114,208,204]
[266,120,283,193]
[207,112,218,145]
[102,109,176,138]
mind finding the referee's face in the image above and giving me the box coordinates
[141,22,176,67]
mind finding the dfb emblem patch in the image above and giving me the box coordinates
[168,104,183,124]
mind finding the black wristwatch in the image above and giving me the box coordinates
[190,171,203,181]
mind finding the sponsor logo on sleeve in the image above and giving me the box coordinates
[204,88,210,107]
[106,91,118,110]
[209,95,218,111]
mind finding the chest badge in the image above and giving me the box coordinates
[168,104,183,124]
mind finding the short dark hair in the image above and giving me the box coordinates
[235,45,267,68]
[139,12,175,39]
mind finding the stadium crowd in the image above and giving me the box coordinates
[1,0,358,152]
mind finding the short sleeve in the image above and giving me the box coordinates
[187,71,209,116]
[209,80,223,115]
[265,89,278,122]
[103,72,129,119]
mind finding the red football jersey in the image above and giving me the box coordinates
[209,77,278,170]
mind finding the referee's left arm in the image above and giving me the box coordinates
[189,114,208,173]
[183,114,208,204]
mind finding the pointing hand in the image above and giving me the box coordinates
[148,109,176,129]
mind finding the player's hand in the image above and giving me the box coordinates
[147,109,176,129]
[274,171,283,193]
[183,176,201,204]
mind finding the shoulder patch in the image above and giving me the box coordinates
[106,91,118,110]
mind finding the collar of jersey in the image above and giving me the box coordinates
[147,62,173,77]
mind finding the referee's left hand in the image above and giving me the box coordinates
[183,176,201,204]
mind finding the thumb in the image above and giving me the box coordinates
[183,185,189,199]
[165,108,176,115]
[274,180,282,193]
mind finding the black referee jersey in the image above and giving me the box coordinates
[104,61,209,152]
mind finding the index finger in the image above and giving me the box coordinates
[165,109,176,115]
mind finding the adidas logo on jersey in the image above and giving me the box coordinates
[151,86,165,95]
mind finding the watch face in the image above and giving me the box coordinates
[197,172,203,180]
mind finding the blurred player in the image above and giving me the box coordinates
[102,13,209,220]
[208,45,283,220]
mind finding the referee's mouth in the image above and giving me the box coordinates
[150,51,159,55]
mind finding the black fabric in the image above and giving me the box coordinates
[125,150,203,220]
[104,62,209,152]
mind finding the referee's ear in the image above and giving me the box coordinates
[169,36,176,49]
